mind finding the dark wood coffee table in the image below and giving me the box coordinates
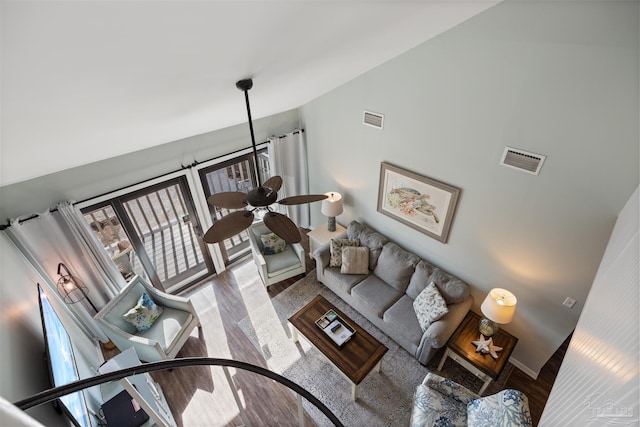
[288,295,388,400]
[438,310,518,394]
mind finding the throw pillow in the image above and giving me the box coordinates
[260,233,287,255]
[413,282,449,332]
[340,246,370,275]
[123,292,163,333]
[329,238,360,267]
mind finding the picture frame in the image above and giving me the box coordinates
[377,162,460,243]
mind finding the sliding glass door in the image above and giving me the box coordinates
[82,176,214,293]
[198,148,271,265]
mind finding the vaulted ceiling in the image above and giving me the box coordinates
[1,1,499,186]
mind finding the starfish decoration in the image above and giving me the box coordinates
[472,334,492,353]
[472,334,504,359]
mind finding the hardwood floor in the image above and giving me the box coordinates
[151,228,567,426]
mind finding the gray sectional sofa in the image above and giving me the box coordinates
[313,220,473,365]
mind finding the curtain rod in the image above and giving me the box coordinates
[0,129,305,230]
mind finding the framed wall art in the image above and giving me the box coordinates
[377,162,460,243]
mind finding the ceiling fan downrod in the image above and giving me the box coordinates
[236,78,262,188]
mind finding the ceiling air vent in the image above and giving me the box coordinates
[363,110,384,129]
[500,147,546,175]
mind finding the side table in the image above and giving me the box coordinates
[438,311,518,394]
[307,223,346,257]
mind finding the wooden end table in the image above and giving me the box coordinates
[288,295,388,400]
[307,223,346,257]
[438,311,518,394]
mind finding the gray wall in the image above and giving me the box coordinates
[539,186,638,425]
[0,234,71,426]
[300,0,639,375]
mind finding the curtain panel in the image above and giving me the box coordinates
[4,210,110,342]
[268,130,311,228]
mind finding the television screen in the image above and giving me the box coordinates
[37,283,92,427]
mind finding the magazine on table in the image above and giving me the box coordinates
[315,309,355,347]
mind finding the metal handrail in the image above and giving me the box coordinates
[14,357,343,427]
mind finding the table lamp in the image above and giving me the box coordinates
[479,288,517,337]
[321,192,343,232]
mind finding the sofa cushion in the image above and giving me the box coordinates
[323,267,368,295]
[467,389,533,427]
[329,238,360,267]
[341,246,370,275]
[407,261,469,304]
[347,221,389,270]
[263,245,301,277]
[352,275,402,318]
[406,260,435,300]
[260,233,286,255]
[413,282,449,332]
[142,306,193,354]
[123,292,164,333]
[373,242,420,293]
[383,295,423,346]
[430,268,470,304]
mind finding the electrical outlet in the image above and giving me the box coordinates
[563,297,577,309]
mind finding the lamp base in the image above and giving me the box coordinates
[327,217,337,232]
[479,318,499,337]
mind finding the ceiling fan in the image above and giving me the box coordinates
[203,78,327,245]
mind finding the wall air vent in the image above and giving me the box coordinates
[363,110,384,129]
[500,147,546,175]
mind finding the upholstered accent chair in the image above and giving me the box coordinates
[410,373,532,427]
[247,221,306,287]
[95,275,201,362]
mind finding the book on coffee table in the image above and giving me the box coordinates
[316,309,355,347]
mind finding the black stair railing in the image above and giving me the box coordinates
[14,357,343,427]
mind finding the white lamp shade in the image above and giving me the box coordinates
[321,192,344,217]
[480,288,517,324]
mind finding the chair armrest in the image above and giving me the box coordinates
[291,243,306,270]
[97,319,165,353]
[422,372,479,403]
[313,242,331,280]
[415,295,472,364]
[143,285,197,313]
[426,294,473,347]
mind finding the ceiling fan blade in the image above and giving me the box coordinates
[263,175,283,193]
[278,194,328,205]
[203,211,254,243]
[263,212,301,243]
[207,192,248,209]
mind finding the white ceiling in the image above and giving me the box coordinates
[1,1,499,187]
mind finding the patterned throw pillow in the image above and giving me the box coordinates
[412,282,449,332]
[329,239,360,267]
[123,292,164,333]
[340,246,370,275]
[260,233,287,255]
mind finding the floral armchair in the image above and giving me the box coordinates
[410,373,532,427]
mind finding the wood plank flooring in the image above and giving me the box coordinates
[150,228,567,426]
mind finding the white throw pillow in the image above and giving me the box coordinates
[340,246,370,275]
[413,282,449,332]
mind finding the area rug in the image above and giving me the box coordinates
[237,271,513,426]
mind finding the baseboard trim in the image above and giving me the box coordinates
[509,357,539,380]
